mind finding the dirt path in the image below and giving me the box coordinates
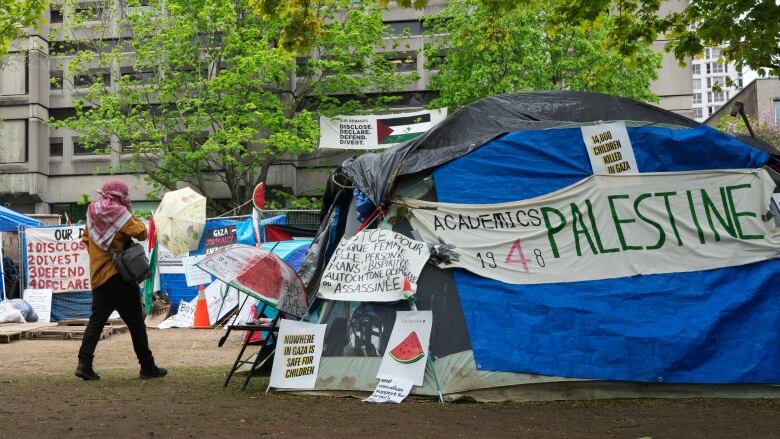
[2,329,779,438]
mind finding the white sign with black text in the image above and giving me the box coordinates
[22,288,53,323]
[582,122,639,175]
[269,319,326,389]
[363,377,415,404]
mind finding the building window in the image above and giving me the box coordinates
[49,137,63,157]
[387,51,417,72]
[712,62,725,73]
[774,100,780,126]
[692,78,701,89]
[384,20,423,37]
[73,138,109,155]
[73,69,111,88]
[120,67,155,83]
[706,63,712,74]
[50,8,64,23]
[50,71,63,89]
[710,47,721,59]
[707,76,725,89]
[692,107,703,119]
[711,91,725,102]
[692,64,701,75]
[704,48,711,59]
[708,106,715,116]
[692,93,702,104]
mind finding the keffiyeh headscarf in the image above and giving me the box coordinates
[86,179,133,251]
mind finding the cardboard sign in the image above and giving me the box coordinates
[318,229,430,302]
[269,319,326,389]
[582,122,638,175]
[25,226,90,293]
[407,169,780,285]
[319,108,447,150]
[22,288,53,323]
[363,377,414,404]
[377,311,433,386]
[182,255,212,287]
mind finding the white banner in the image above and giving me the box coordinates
[23,288,52,323]
[318,229,430,302]
[25,226,91,293]
[269,319,326,389]
[377,311,432,387]
[319,108,447,150]
[582,122,638,175]
[406,169,780,285]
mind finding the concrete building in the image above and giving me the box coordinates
[648,0,693,118]
[1,0,704,217]
[0,1,447,217]
[705,77,780,129]
[690,45,754,122]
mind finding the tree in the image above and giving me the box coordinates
[423,0,660,110]
[0,0,46,60]
[50,0,415,210]
[265,1,780,78]
[717,110,780,153]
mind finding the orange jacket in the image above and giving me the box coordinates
[82,217,148,288]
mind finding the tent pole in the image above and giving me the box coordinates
[0,231,5,301]
[409,300,444,403]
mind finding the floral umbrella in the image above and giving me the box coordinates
[196,244,309,318]
[154,187,207,256]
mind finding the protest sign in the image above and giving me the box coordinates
[269,319,326,389]
[182,255,212,287]
[377,311,432,386]
[158,280,239,328]
[363,377,414,404]
[581,122,638,175]
[318,229,430,302]
[319,108,447,150]
[205,225,236,254]
[406,169,780,285]
[26,226,90,293]
[157,246,187,274]
[22,288,53,323]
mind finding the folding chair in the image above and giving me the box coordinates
[222,301,282,390]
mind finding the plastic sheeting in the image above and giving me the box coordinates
[433,124,780,383]
[341,91,701,206]
[0,205,42,231]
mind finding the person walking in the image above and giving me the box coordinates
[75,179,167,380]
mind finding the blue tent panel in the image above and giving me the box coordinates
[433,125,780,384]
[0,205,42,232]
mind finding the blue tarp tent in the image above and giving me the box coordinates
[303,91,780,401]
[0,205,42,231]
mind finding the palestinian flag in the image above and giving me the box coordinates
[376,113,433,145]
[143,214,159,315]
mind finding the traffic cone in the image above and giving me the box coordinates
[192,284,211,329]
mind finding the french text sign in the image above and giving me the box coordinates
[318,229,430,302]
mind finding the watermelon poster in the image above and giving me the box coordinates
[376,310,432,386]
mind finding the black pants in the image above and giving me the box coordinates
[78,274,154,369]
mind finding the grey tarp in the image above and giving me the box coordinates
[341,91,701,206]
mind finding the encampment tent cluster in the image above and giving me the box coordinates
[295,91,780,401]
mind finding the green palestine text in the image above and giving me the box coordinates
[541,183,764,258]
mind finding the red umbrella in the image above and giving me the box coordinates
[197,244,308,317]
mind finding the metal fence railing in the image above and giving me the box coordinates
[256,209,321,230]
